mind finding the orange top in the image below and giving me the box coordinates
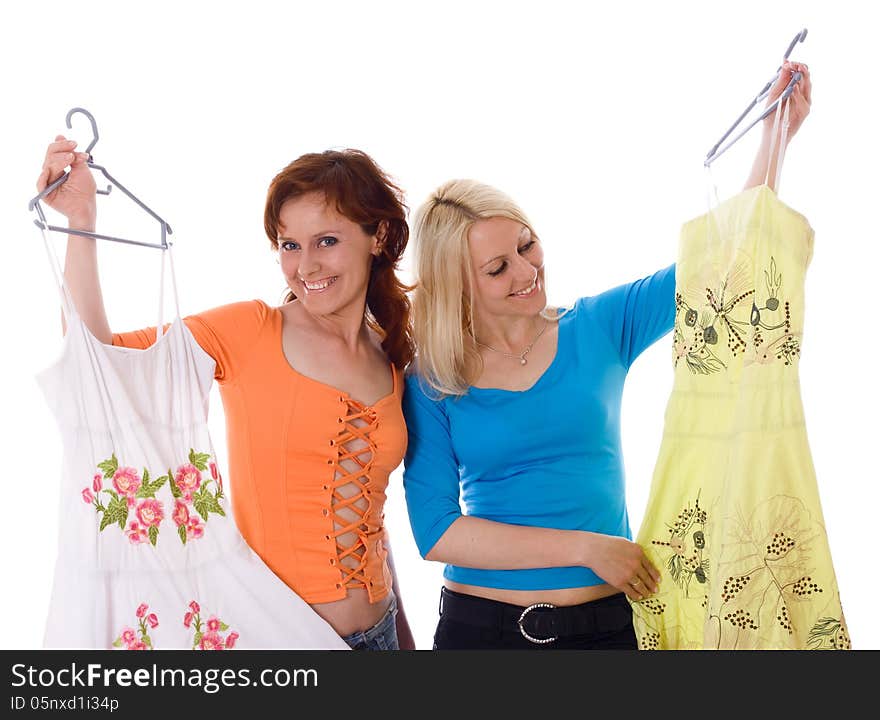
[113,300,407,604]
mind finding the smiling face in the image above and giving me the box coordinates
[277,192,380,316]
[466,215,546,324]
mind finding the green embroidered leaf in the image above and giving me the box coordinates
[99,510,115,532]
[178,524,187,545]
[112,638,122,648]
[193,496,210,522]
[220,622,229,631]
[98,454,119,479]
[97,496,128,532]
[136,473,169,499]
[169,470,182,499]
[197,455,211,470]
[145,635,153,648]
[193,631,203,648]
[148,525,159,547]
[102,489,119,499]
[189,449,211,471]
[204,494,226,517]
[142,467,150,486]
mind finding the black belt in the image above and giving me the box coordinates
[439,587,633,645]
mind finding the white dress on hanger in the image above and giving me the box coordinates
[36,245,348,650]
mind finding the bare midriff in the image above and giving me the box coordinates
[444,580,620,608]
[311,589,393,637]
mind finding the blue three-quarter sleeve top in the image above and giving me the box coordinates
[402,264,676,591]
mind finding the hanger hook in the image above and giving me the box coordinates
[782,28,807,61]
[65,107,99,158]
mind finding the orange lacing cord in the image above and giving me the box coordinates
[327,399,378,590]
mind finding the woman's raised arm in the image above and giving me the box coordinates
[36,135,112,342]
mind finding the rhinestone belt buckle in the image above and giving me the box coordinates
[517,602,558,644]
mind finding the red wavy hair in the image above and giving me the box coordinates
[263,149,414,369]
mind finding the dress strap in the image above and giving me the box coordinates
[763,94,792,190]
[39,222,76,325]
[156,245,183,342]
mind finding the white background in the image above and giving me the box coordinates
[1,0,876,649]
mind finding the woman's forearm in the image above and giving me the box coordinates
[62,215,113,343]
[744,122,789,192]
[383,535,416,649]
[425,515,593,570]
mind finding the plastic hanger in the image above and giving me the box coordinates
[704,29,808,167]
[28,107,173,249]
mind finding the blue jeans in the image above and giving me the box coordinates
[341,593,399,650]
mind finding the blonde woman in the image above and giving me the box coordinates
[403,61,811,649]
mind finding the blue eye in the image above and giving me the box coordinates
[318,236,338,247]
[280,241,299,252]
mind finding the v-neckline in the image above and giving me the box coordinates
[467,308,570,395]
[272,302,397,409]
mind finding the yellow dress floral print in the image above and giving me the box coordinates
[632,184,849,650]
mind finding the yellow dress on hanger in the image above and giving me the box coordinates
[632,184,850,650]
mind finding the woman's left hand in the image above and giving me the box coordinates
[764,59,812,140]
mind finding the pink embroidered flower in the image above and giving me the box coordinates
[183,611,193,628]
[136,499,164,528]
[147,613,159,629]
[82,488,94,504]
[126,496,136,509]
[92,473,102,493]
[136,603,148,619]
[189,600,200,614]
[172,500,190,527]
[225,632,239,649]
[121,628,137,646]
[206,617,220,632]
[186,517,204,540]
[209,461,218,481]
[199,631,225,651]
[126,521,148,544]
[112,466,141,497]
[131,641,148,651]
[174,463,202,500]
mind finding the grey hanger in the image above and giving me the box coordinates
[704,29,808,167]
[28,107,173,249]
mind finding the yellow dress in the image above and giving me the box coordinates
[632,184,850,650]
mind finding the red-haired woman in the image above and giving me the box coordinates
[37,140,415,650]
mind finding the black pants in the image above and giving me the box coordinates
[433,587,638,650]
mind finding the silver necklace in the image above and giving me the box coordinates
[474,318,549,366]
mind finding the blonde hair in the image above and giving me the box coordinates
[411,179,551,397]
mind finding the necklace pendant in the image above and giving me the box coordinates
[520,357,527,366]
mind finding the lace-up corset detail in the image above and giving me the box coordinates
[327,399,380,593]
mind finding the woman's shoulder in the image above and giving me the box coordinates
[403,368,449,406]
[186,298,275,336]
